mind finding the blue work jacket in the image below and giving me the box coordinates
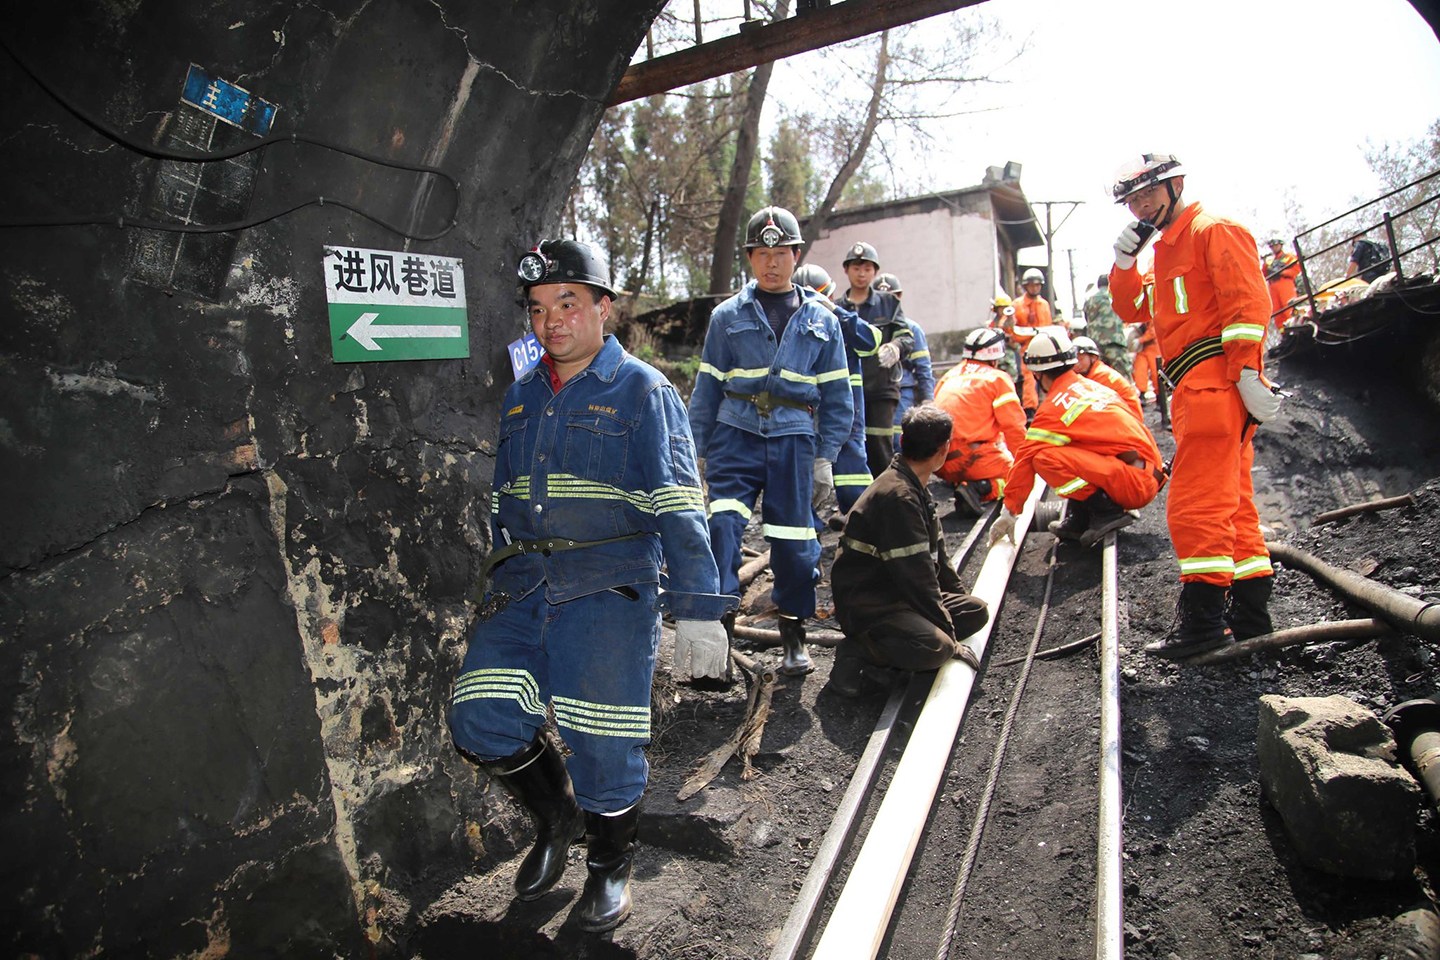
[688,282,853,463]
[490,335,734,621]
[896,317,936,403]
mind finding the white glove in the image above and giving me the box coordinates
[1113,220,1153,270]
[878,341,902,368]
[674,620,729,680]
[1237,368,1282,423]
[988,510,1017,547]
[811,458,834,509]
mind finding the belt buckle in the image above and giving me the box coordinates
[753,392,775,417]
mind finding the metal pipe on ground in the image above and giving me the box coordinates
[1096,533,1123,960]
[809,482,1047,960]
[1267,541,1440,642]
[1313,492,1415,526]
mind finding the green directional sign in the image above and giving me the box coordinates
[324,245,470,363]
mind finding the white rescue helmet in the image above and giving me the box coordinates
[1071,335,1101,356]
[1021,267,1045,286]
[1111,153,1185,204]
[1025,329,1077,372]
[963,327,1008,362]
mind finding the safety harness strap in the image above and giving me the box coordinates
[479,531,648,583]
[1161,335,1223,389]
[724,389,814,417]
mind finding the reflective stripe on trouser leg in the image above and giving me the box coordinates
[448,584,660,812]
[761,432,822,618]
[1229,435,1271,578]
[1168,382,1255,586]
[704,422,763,601]
[1032,446,1160,511]
[863,396,898,478]
[833,430,872,514]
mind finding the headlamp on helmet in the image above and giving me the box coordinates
[1111,153,1185,204]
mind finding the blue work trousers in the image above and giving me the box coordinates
[705,424,820,618]
[448,581,659,813]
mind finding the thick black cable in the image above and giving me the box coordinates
[0,37,459,240]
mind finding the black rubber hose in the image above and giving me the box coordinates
[1268,541,1440,642]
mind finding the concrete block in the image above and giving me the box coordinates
[1257,694,1421,879]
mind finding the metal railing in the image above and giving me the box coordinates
[1282,168,1440,324]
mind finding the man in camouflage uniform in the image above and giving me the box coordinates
[1082,275,1130,376]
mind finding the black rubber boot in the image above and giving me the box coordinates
[1144,582,1234,659]
[1078,490,1138,547]
[487,734,586,901]
[1227,575,1274,640]
[954,482,984,517]
[778,613,814,676]
[825,643,868,698]
[1047,497,1091,541]
[576,804,641,932]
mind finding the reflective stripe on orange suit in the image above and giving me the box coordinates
[933,360,1026,493]
[1109,202,1272,587]
[1114,271,1162,397]
[1001,369,1163,514]
[1081,358,1144,420]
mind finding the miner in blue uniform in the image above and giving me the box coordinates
[792,262,876,522]
[873,273,936,449]
[840,243,913,476]
[689,207,854,677]
[448,240,734,933]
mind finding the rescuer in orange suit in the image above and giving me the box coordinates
[1071,335,1145,420]
[932,327,1028,516]
[988,330,1166,549]
[1262,237,1300,328]
[1108,154,1283,658]
[1113,270,1161,403]
[1006,267,1054,414]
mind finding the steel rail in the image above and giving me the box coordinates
[768,503,999,960]
[1095,533,1124,960]
[809,482,1047,960]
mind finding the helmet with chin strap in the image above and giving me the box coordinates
[963,327,1008,362]
[1111,153,1186,204]
[1021,267,1045,286]
[1024,329,1077,372]
[1071,335,1100,356]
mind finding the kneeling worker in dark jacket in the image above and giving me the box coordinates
[827,405,990,697]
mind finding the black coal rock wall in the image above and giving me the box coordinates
[0,1,662,955]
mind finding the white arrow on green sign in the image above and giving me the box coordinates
[324,245,471,363]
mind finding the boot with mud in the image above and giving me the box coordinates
[954,480,989,517]
[824,641,901,698]
[485,733,586,901]
[1078,489,1139,547]
[1227,575,1275,640]
[1047,497,1091,542]
[777,613,814,676]
[1144,582,1234,659]
[576,804,641,932]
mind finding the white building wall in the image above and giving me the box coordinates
[807,206,1001,346]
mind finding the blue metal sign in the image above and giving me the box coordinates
[180,64,277,136]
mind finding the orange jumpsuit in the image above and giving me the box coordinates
[1264,251,1299,327]
[1113,271,1161,396]
[1008,293,1053,412]
[1110,202,1272,588]
[932,360,1026,498]
[1081,357,1144,421]
[1002,369,1163,514]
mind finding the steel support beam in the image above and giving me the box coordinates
[609,0,988,105]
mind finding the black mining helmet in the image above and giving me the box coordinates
[516,239,617,300]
